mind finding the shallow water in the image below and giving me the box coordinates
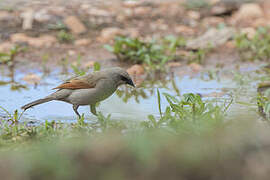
[0,65,266,123]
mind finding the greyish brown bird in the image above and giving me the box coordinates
[21,67,135,118]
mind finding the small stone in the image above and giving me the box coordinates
[189,63,202,72]
[10,33,29,43]
[225,40,235,49]
[168,62,181,68]
[186,28,235,50]
[68,50,76,56]
[253,18,270,28]
[202,17,224,26]
[48,6,65,16]
[83,61,95,68]
[187,11,200,20]
[211,5,230,16]
[209,0,220,5]
[241,28,256,39]
[116,15,126,22]
[123,0,141,8]
[133,7,151,16]
[88,8,112,17]
[80,4,90,10]
[0,11,11,21]
[22,73,41,85]
[98,27,124,43]
[74,38,91,46]
[175,25,195,35]
[64,16,87,34]
[10,33,57,47]
[34,9,51,22]
[126,28,139,38]
[234,3,264,21]
[0,42,14,53]
[28,35,57,47]
[20,9,34,30]
[127,64,144,76]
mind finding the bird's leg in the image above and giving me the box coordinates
[90,104,97,116]
[73,105,81,119]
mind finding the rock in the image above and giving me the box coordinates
[116,14,126,22]
[0,11,12,21]
[186,28,235,50]
[127,64,144,76]
[28,35,57,47]
[83,61,95,69]
[48,6,65,16]
[22,73,41,85]
[211,4,237,16]
[64,16,87,34]
[202,17,224,27]
[80,4,90,10]
[175,25,195,35]
[241,28,256,39]
[34,9,51,22]
[123,0,142,8]
[253,18,270,28]
[74,38,91,46]
[211,5,227,16]
[187,11,200,20]
[263,1,270,18]
[225,40,235,49]
[10,33,29,43]
[0,42,14,53]
[10,33,57,47]
[168,62,181,68]
[189,63,202,72]
[133,7,151,16]
[234,3,264,21]
[98,27,125,43]
[88,8,112,17]
[68,50,76,56]
[126,28,139,38]
[20,9,34,30]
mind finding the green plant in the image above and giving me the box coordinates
[141,91,233,134]
[71,55,101,76]
[183,0,211,10]
[188,48,210,64]
[257,83,270,120]
[235,27,270,61]
[41,53,50,74]
[0,46,25,66]
[71,55,86,76]
[163,35,186,53]
[0,106,24,124]
[104,36,175,71]
[57,30,74,43]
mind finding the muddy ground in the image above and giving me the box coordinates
[0,0,269,73]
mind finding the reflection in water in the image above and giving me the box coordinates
[116,73,180,103]
[0,65,27,91]
[0,65,252,123]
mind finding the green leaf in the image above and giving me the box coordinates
[93,62,101,71]
[103,44,114,52]
[157,89,162,117]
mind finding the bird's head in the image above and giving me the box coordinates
[108,67,135,87]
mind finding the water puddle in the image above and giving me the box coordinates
[0,65,267,123]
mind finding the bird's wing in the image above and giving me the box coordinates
[53,73,100,90]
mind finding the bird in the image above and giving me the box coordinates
[21,67,135,118]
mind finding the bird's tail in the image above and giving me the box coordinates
[21,97,54,111]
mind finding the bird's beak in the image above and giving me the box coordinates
[127,78,135,87]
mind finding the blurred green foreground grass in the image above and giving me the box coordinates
[0,93,269,180]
